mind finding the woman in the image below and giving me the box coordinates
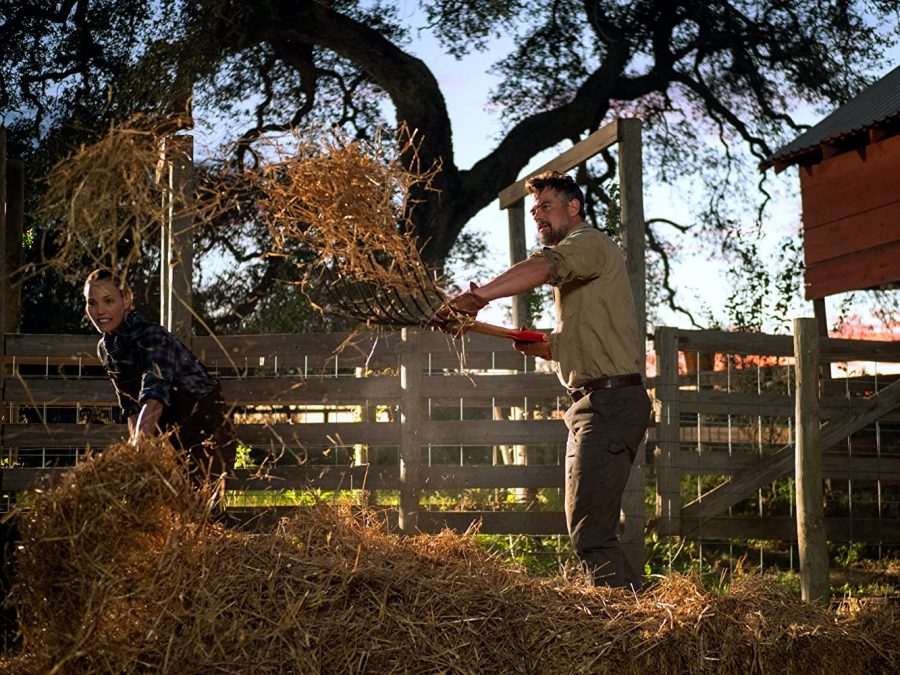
[84,268,237,482]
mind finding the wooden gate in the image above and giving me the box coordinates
[653,326,900,552]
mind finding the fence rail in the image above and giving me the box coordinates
[3,327,899,561]
[654,326,900,557]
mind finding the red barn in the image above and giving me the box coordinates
[762,65,900,303]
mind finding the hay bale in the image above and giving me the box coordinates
[1,441,897,674]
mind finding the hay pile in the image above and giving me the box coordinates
[2,441,897,674]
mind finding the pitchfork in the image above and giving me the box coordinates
[317,266,546,342]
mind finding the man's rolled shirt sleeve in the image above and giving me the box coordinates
[536,228,607,286]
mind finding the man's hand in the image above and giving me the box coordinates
[513,338,552,360]
[434,281,488,324]
[450,282,489,316]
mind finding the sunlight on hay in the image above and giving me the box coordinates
[36,116,190,281]
[250,126,447,326]
[1,440,897,674]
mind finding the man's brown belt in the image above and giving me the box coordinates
[567,373,643,402]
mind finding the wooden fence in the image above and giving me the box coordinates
[3,325,899,557]
[654,326,900,554]
[0,328,579,537]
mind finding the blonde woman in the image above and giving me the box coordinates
[84,268,236,482]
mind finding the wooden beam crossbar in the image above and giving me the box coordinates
[497,121,620,209]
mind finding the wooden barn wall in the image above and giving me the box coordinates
[799,133,900,299]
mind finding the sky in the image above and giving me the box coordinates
[386,3,900,336]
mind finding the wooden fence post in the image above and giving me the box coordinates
[793,317,829,604]
[1,127,7,438]
[399,327,423,534]
[160,135,194,342]
[507,199,528,328]
[618,118,647,571]
[4,158,23,334]
[506,198,535,503]
[354,368,378,508]
[654,326,681,536]
[1,132,24,474]
[617,119,646,328]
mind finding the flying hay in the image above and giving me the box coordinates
[36,116,193,281]
[251,127,451,328]
[36,119,464,329]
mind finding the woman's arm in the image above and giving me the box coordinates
[131,399,164,445]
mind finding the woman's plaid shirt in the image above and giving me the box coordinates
[97,310,218,417]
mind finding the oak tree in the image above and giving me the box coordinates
[2,0,897,330]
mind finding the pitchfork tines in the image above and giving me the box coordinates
[317,266,547,342]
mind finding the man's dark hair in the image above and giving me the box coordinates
[524,170,586,219]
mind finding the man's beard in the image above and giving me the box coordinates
[537,224,565,246]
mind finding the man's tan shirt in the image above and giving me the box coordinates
[534,222,642,389]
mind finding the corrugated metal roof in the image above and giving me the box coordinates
[762,63,900,170]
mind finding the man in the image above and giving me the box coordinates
[444,170,651,588]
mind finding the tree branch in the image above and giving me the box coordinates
[646,224,703,328]
[673,69,772,160]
